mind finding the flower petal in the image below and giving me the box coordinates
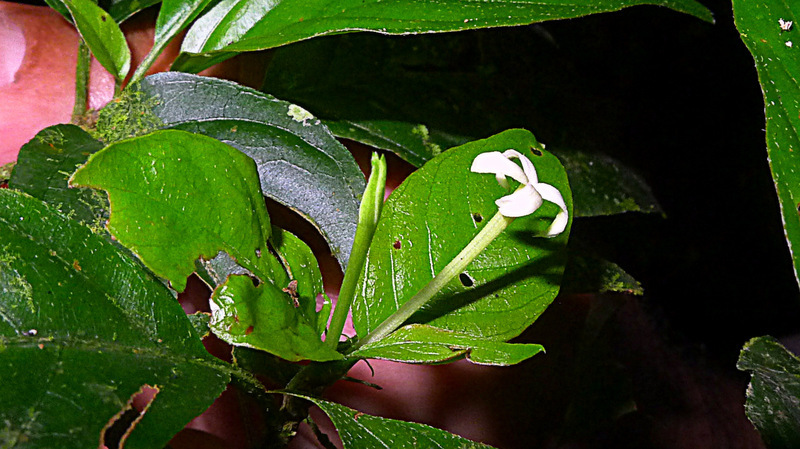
[471,151,528,187]
[495,183,543,217]
[502,149,539,184]
[534,182,569,236]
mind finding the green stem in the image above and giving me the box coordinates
[129,44,162,86]
[350,209,515,352]
[325,153,387,349]
[71,39,91,120]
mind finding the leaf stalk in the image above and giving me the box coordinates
[325,153,387,349]
[350,207,515,352]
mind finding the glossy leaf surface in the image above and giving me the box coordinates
[733,0,800,288]
[285,393,495,449]
[70,129,272,292]
[135,72,365,269]
[350,324,543,365]
[738,336,800,449]
[9,125,108,229]
[353,129,572,341]
[174,0,711,72]
[210,275,343,362]
[63,0,131,82]
[0,189,228,449]
[101,0,163,22]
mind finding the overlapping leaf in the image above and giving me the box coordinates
[353,129,572,342]
[285,393,495,449]
[173,0,712,73]
[738,336,800,448]
[0,189,229,449]
[9,125,107,229]
[70,129,339,361]
[733,0,800,288]
[61,0,131,82]
[70,129,272,293]
[129,72,365,269]
[350,324,544,365]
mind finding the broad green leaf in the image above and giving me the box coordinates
[62,0,131,82]
[0,189,229,449]
[350,324,543,365]
[284,393,495,449]
[738,336,800,449]
[133,72,365,269]
[101,0,163,23]
[209,275,343,362]
[173,0,712,73]
[9,125,108,231]
[69,129,272,293]
[733,0,800,289]
[353,129,572,341]
[554,149,662,217]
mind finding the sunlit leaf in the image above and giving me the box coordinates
[0,189,229,449]
[132,72,365,269]
[69,129,272,293]
[284,393,496,449]
[350,324,543,365]
[62,0,131,82]
[353,129,572,341]
[173,0,712,73]
[733,0,800,289]
[209,275,343,362]
[738,336,800,449]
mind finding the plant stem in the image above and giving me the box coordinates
[350,209,515,352]
[129,44,161,86]
[325,153,387,349]
[71,39,91,121]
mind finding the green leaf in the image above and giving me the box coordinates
[554,149,662,217]
[353,129,572,342]
[737,336,800,449]
[9,125,108,231]
[561,253,644,296]
[350,324,543,365]
[62,0,131,82]
[173,0,712,73]
[0,189,229,449]
[284,393,496,449]
[69,129,272,293]
[133,72,365,269]
[733,0,800,289]
[209,275,343,362]
[130,0,216,83]
[325,121,466,168]
[101,0,163,23]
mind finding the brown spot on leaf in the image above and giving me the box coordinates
[245,325,254,336]
[72,260,81,271]
[283,280,300,307]
[393,240,402,249]
[353,411,364,421]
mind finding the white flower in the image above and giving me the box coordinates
[471,149,568,237]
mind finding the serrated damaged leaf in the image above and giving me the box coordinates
[0,188,229,449]
[69,129,272,292]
